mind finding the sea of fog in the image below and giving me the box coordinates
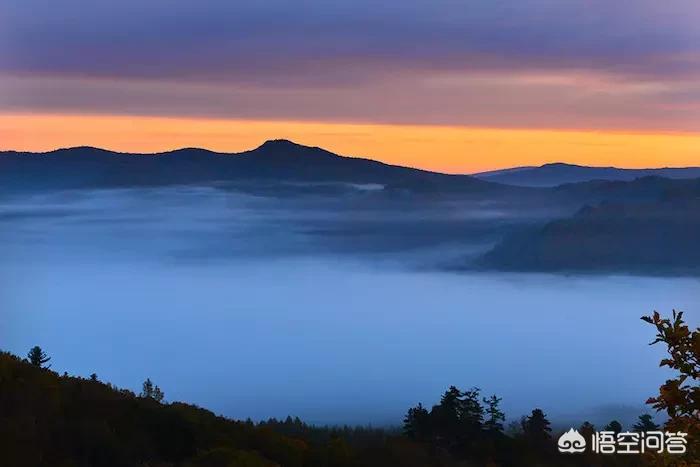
[1,186,698,428]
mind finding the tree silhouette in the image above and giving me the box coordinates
[641,309,699,453]
[140,378,165,402]
[459,387,484,435]
[27,346,51,368]
[603,420,622,434]
[483,395,505,433]
[403,403,430,441]
[578,421,596,453]
[153,385,164,402]
[522,409,551,442]
[439,386,462,417]
[632,414,659,432]
[430,386,463,442]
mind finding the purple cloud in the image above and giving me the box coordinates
[0,0,698,130]
[1,0,699,85]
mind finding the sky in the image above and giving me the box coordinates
[1,0,699,172]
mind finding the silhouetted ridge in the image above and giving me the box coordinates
[246,139,340,161]
[540,162,586,169]
[0,140,508,194]
[475,161,700,187]
[480,194,700,274]
[257,138,308,151]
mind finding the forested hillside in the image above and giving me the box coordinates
[2,309,696,467]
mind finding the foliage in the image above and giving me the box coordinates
[483,395,505,433]
[603,420,623,434]
[642,310,699,463]
[402,403,430,441]
[27,345,51,368]
[141,377,165,402]
[522,409,551,442]
[3,307,696,466]
[633,414,660,432]
[0,350,365,467]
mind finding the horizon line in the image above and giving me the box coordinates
[2,139,700,176]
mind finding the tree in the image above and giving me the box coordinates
[459,387,484,434]
[522,409,551,442]
[603,420,623,434]
[440,386,463,416]
[632,414,659,432]
[90,373,98,382]
[579,422,596,453]
[483,395,505,433]
[641,310,699,441]
[140,378,165,402]
[152,385,164,402]
[428,385,487,448]
[326,436,352,467]
[403,403,431,441]
[506,417,525,437]
[27,346,51,368]
[431,386,463,441]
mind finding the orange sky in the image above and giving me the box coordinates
[1,113,699,173]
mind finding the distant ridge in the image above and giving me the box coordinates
[473,162,700,187]
[480,195,700,274]
[0,139,504,194]
[4,140,700,201]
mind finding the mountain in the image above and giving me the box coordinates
[473,162,700,187]
[4,139,700,210]
[0,350,441,467]
[479,195,700,275]
[0,139,505,195]
[4,347,664,467]
[554,176,700,203]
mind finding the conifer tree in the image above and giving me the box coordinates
[27,346,51,368]
[483,395,505,433]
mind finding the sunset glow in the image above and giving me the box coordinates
[2,114,699,173]
[2,0,699,171]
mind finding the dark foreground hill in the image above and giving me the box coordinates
[0,350,440,467]
[474,162,700,187]
[0,140,504,195]
[1,349,661,467]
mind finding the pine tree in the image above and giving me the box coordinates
[632,414,659,432]
[460,387,484,434]
[579,421,596,452]
[440,386,463,415]
[522,408,551,441]
[603,420,623,434]
[140,378,165,402]
[152,384,164,403]
[141,378,154,398]
[27,346,51,368]
[483,395,505,433]
[403,403,431,440]
[431,386,463,441]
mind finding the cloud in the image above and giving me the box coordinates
[0,0,698,130]
[2,70,699,131]
[2,0,699,85]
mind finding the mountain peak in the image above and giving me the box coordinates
[249,139,341,161]
[257,139,305,151]
[539,162,583,169]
